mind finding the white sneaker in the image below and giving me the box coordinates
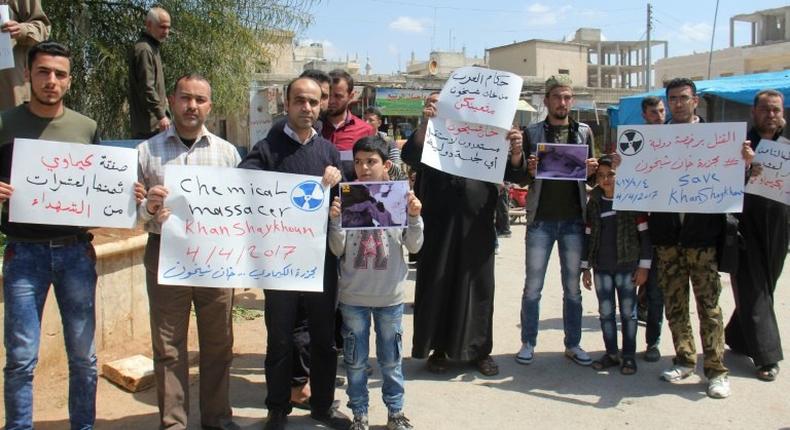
[515,343,534,365]
[661,365,695,382]
[565,346,592,366]
[707,374,731,399]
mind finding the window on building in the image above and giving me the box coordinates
[719,72,733,77]
[558,69,570,75]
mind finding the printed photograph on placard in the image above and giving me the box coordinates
[339,181,410,229]
[536,143,589,181]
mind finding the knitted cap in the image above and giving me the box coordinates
[545,74,573,95]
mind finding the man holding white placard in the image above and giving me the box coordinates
[0,0,49,110]
[725,89,788,382]
[238,76,347,430]
[0,41,100,430]
[516,75,598,368]
[137,74,242,430]
[648,78,754,399]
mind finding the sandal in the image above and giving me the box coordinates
[591,354,620,371]
[427,351,449,374]
[475,355,500,376]
[620,358,637,375]
[757,364,779,382]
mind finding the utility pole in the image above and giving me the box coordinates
[645,2,652,92]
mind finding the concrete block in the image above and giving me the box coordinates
[101,354,155,392]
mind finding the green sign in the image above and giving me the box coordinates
[375,88,432,117]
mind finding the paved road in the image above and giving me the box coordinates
[23,222,790,429]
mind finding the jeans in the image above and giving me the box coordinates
[340,303,405,416]
[3,240,98,430]
[594,270,637,359]
[644,264,664,348]
[521,220,584,348]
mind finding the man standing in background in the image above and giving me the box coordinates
[0,0,49,110]
[128,6,171,139]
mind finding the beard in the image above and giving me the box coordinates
[326,104,347,117]
[31,88,64,106]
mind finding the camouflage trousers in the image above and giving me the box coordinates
[655,246,728,379]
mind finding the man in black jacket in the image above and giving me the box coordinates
[238,76,349,430]
[650,78,753,399]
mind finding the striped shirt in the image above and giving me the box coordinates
[137,125,242,233]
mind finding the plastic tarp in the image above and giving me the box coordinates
[613,70,790,126]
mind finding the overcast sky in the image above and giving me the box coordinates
[299,0,788,74]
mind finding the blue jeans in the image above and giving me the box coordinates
[593,270,638,359]
[521,220,584,348]
[339,303,404,416]
[3,240,98,430]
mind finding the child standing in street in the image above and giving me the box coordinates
[329,135,423,430]
[581,155,652,375]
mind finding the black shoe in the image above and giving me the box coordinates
[264,410,288,430]
[311,407,352,430]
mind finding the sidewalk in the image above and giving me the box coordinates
[15,222,790,429]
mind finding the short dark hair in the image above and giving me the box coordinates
[352,135,390,162]
[597,154,614,169]
[665,77,696,97]
[753,89,784,107]
[285,76,320,101]
[300,69,331,85]
[329,69,354,93]
[27,40,70,72]
[173,73,211,96]
[364,106,382,118]
[641,96,663,113]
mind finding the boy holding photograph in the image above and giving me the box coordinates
[328,135,423,430]
[580,155,652,375]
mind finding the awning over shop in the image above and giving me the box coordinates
[613,70,790,126]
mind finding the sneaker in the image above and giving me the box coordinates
[565,346,592,366]
[707,374,731,399]
[660,365,695,382]
[387,412,414,430]
[515,343,534,365]
[644,345,661,362]
[350,414,369,430]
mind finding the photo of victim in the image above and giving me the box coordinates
[535,143,589,181]
[339,181,410,229]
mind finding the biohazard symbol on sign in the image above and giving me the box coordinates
[618,129,645,156]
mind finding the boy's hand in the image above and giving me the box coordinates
[322,166,341,188]
[586,158,599,177]
[407,191,422,216]
[329,196,341,219]
[633,267,649,287]
[581,269,592,290]
[0,181,14,203]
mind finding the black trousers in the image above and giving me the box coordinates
[264,284,338,413]
[291,301,310,387]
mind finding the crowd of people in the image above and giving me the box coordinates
[0,3,787,430]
